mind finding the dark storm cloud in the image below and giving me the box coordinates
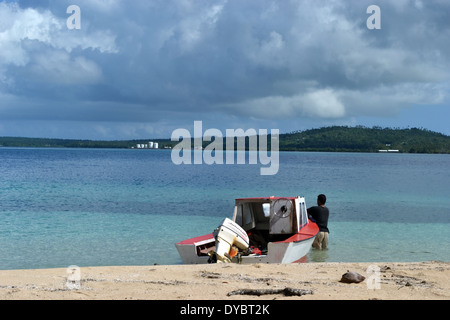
[0,0,449,138]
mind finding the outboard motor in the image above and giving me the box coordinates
[209,218,249,263]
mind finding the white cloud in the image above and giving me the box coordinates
[171,1,226,52]
[31,51,102,85]
[247,31,286,67]
[222,88,346,119]
[0,3,59,67]
[0,2,116,87]
[53,30,117,54]
[302,89,346,118]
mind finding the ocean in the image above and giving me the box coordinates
[0,147,448,270]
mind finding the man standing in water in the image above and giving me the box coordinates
[308,194,330,250]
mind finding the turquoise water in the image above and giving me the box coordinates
[308,221,449,263]
[0,148,449,269]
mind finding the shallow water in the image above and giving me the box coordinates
[0,148,448,269]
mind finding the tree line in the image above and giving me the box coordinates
[1,126,449,154]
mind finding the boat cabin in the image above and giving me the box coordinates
[233,197,309,252]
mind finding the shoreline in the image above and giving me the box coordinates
[0,261,448,300]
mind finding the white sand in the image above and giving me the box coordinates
[0,261,448,300]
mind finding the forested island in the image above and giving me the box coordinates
[1,126,449,154]
[279,126,450,153]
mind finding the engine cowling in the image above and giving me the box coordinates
[211,218,249,263]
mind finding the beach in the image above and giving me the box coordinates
[0,261,448,300]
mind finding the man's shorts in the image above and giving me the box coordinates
[312,231,329,250]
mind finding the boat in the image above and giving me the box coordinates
[175,196,319,264]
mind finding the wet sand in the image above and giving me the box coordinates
[0,261,448,300]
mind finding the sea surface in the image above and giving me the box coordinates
[0,148,449,270]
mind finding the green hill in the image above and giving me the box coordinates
[280,126,450,153]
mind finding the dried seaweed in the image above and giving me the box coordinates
[227,287,313,297]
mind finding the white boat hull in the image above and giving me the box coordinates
[175,231,316,264]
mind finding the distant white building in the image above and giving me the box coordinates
[136,141,159,149]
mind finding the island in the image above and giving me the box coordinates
[1,126,449,154]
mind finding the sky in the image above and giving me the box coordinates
[0,0,449,140]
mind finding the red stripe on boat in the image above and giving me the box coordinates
[177,233,214,245]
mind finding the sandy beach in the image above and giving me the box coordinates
[0,261,448,300]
